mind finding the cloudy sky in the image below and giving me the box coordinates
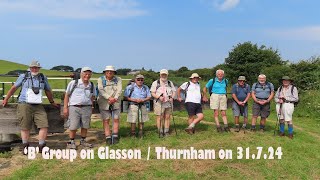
[0,0,319,72]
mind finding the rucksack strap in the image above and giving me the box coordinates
[69,79,79,97]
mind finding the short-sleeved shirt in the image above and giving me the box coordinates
[180,81,201,104]
[124,83,151,105]
[205,78,228,94]
[150,80,176,103]
[66,79,96,106]
[231,83,251,102]
[14,72,51,103]
[252,82,274,100]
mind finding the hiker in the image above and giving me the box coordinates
[2,60,58,154]
[251,74,274,132]
[274,76,298,139]
[124,74,151,138]
[202,69,229,132]
[177,73,204,134]
[97,66,122,145]
[63,67,96,149]
[150,69,176,137]
[231,76,251,132]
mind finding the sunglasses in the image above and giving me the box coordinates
[137,79,144,81]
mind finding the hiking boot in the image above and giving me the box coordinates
[224,126,231,132]
[279,132,285,137]
[20,143,29,155]
[164,132,170,137]
[216,127,223,133]
[112,136,120,145]
[288,134,293,139]
[38,143,46,153]
[80,140,93,148]
[185,127,194,135]
[129,131,136,138]
[138,131,144,139]
[66,142,77,150]
[250,128,256,132]
[234,125,240,132]
[259,128,265,133]
[106,138,112,145]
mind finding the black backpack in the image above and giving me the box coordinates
[156,79,173,91]
[182,81,201,98]
[208,78,228,95]
[18,72,45,99]
[69,78,94,97]
[278,85,299,106]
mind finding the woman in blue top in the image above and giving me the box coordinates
[203,69,229,133]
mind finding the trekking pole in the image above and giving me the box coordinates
[169,96,178,136]
[274,103,282,136]
[156,94,164,138]
[138,103,142,136]
[109,105,114,144]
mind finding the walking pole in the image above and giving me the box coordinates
[156,94,163,138]
[138,103,142,137]
[109,105,114,144]
[274,103,282,136]
[169,96,178,136]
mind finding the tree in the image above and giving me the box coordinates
[224,41,284,85]
[51,65,74,72]
[117,68,132,75]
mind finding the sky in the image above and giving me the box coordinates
[0,0,320,72]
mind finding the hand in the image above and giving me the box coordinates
[159,96,165,102]
[63,108,69,119]
[202,96,208,102]
[177,97,182,102]
[169,98,174,103]
[2,99,8,107]
[239,101,245,106]
[279,99,284,104]
[51,102,60,109]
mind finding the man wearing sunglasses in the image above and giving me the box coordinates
[124,74,151,138]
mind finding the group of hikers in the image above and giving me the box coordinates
[1,60,299,153]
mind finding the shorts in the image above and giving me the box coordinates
[232,101,248,117]
[100,108,121,120]
[252,102,270,118]
[17,103,48,130]
[276,103,294,121]
[127,104,149,123]
[210,93,227,110]
[185,102,203,116]
[153,101,172,116]
[68,106,92,130]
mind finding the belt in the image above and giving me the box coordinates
[284,100,295,104]
[72,105,92,108]
[257,98,268,100]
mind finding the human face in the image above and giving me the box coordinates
[282,80,290,87]
[238,80,245,86]
[105,70,115,79]
[258,76,266,84]
[30,67,40,76]
[216,72,224,80]
[191,77,199,83]
[160,74,168,81]
[135,78,144,86]
[81,71,92,82]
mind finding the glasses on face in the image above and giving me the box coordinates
[136,79,144,82]
[83,73,92,76]
[106,71,114,74]
[238,80,244,82]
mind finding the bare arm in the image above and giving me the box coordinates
[2,85,17,106]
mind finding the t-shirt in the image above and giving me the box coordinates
[124,83,151,104]
[231,83,251,101]
[205,78,228,94]
[180,81,201,104]
[252,82,274,100]
[66,79,96,106]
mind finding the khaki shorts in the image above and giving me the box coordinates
[17,103,48,130]
[153,101,172,116]
[252,102,270,118]
[210,93,227,110]
[276,103,294,121]
[68,106,92,130]
[127,104,149,123]
[100,108,121,120]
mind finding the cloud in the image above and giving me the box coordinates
[0,0,147,19]
[213,0,240,11]
[266,26,320,41]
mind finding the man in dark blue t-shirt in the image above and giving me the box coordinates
[231,76,251,132]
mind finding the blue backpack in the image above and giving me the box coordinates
[96,76,118,96]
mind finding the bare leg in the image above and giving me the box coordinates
[103,119,111,136]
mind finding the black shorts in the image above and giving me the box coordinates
[185,102,203,116]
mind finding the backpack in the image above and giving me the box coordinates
[127,84,148,98]
[235,83,250,94]
[278,85,299,106]
[155,79,173,91]
[182,81,200,98]
[96,76,118,96]
[208,78,228,95]
[18,72,45,99]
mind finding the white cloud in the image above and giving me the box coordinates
[266,26,320,41]
[0,0,147,19]
[213,0,240,11]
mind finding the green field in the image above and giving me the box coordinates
[1,60,320,179]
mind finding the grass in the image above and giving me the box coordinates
[1,60,320,179]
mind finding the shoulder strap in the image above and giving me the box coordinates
[90,81,94,94]
[128,84,135,98]
[100,76,107,87]
[156,80,161,91]
[69,79,79,97]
